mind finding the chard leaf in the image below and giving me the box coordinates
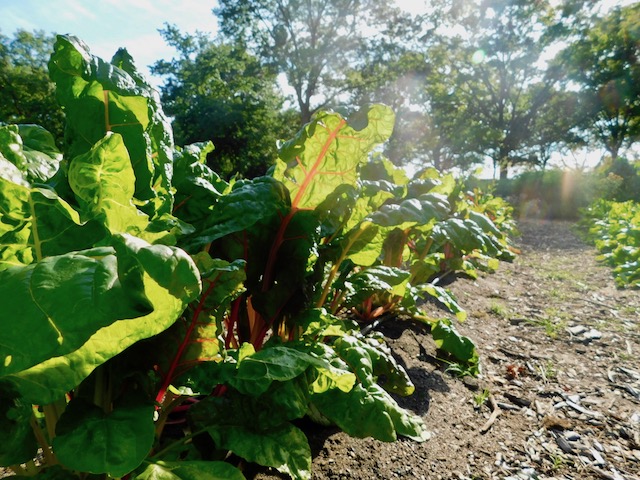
[340,221,382,266]
[0,154,29,186]
[0,387,37,466]
[206,424,311,480]
[274,105,394,210]
[0,125,61,184]
[53,395,155,477]
[69,132,148,235]
[4,236,201,404]
[172,142,227,227]
[431,319,479,369]
[0,178,105,270]
[49,35,173,215]
[182,176,289,252]
[134,461,245,480]
[467,210,502,238]
[0,248,152,377]
[189,377,309,430]
[368,193,450,229]
[419,284,467,321]
[311,383,429,442]
[359,156,409,187]
[343,265,411,307]
[233,345,320,395]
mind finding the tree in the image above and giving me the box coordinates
[559,2,640,161]
[424,0,568,178]
[522,89,587,171]
[151,25,295,178]
[214,0,409,124]
[0,29,65,143]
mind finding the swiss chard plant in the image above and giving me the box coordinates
[578,199,640,288]
[0,35,517,479]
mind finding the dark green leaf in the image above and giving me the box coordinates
[53,395,155,477]
[134,460,245,480]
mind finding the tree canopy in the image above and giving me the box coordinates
[0,29,65,144]
[559,2,640,161]
[151,25,296,178]
[214,0,413,124]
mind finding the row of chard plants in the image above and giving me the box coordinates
[579,199,640,288]
[0,36,517,479]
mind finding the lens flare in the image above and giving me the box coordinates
[472,49,486,64]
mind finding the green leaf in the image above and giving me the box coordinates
[343,265,411,307]
[189,377,309,430]
[69,132,148,235]
[0,387,37,466]
[274,105,395,210]
[134,461,246,480]
[172,142,227,227]
[4,236,200,404]
[419,284,467,321]
[53,395,155,477]
[232,345,319,395]
[311,383,429,442]
[368,193,450,229]
[0,247,153,377]
[0,125,61,184]
[182,176,289,252]
[0,177,105,270]
[206,424,311,480]
[49,35,174,215]
[431,319,479,368]
[0,154,29,187]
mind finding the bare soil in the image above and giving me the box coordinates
[251,219,640,480]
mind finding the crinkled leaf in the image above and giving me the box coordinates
[189,377,309,430]
[431,319,479,368]
[182,176,289,252]
[49,35,173,215]
[368,193,450,229]
[0,125,61,184]
[206,424,311,480]
[69,132,148,235]
[0,247,152,377]
[0,154,29,186]
[0,178,105,270]
[53,395,155,477]
[419,284,467,321]
[340,221,383,266]
[274,105,394,210]
[18,124,63,182]
[4,235,201,404]
[172,142,227,227]
[311,383,429,442]
[343,265,410,307]
[232,345,321,395]
[134,461,245,480]
[359,156,409,187]
[0,387,37,466]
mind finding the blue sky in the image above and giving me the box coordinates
[0,0,220,87]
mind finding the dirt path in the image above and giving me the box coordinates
[252,219,640,480]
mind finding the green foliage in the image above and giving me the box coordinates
[214,0,410,124]
[579,199,640,287]
[0,36,518,479]
[559,2,640,160]
[496,168,602,220]
[151,25,294,179]
[0,29,65,144]
[594,157,640,203]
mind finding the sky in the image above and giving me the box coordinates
[0,0,220,87]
